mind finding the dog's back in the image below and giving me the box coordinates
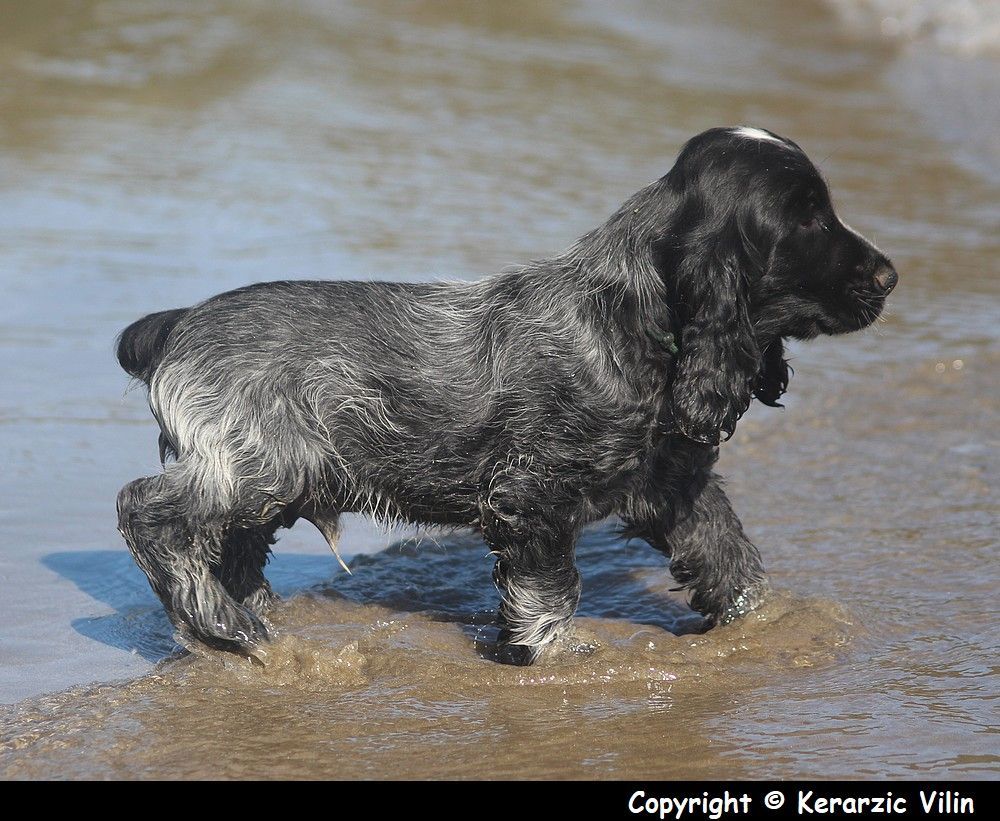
[122,275,652,527]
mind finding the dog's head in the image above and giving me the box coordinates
[652,126,898,444]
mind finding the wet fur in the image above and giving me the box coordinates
[116,127,896,663]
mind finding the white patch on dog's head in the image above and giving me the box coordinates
[731,126,787,146]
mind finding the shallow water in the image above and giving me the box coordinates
[1,0,998,779]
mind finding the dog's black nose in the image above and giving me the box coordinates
[873,265,898,295]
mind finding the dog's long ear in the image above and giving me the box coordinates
[660,233,761,445]
[754,338,790,407]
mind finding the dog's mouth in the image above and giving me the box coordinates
[846,286,887,330]
[809,289,886,337]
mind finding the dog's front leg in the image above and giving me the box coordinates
[481,481,581,665]
[627,463,770,627]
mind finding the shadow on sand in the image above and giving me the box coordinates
[42,525,700,663]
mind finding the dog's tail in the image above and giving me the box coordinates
[116,308,189,385]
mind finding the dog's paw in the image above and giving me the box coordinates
[491,629,599,666]
[713,582,771,627]
[495,643,537,666]
[489,627,539,666]
[177,603,271,659]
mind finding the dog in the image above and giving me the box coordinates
[116,126,897,664]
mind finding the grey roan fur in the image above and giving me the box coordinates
[116,127,897,664]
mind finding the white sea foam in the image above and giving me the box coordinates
[825,0,1000,56]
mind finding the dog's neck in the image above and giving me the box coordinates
[561,179,670,301]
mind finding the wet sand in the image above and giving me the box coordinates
[1,0,998,779]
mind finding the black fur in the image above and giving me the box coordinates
[115,127,897,663]
[117,308,189,382]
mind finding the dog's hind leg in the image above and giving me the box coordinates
[212,522,280,618]
[481,476,582,665]
[117,471,271,655]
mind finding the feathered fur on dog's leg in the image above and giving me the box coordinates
[117,472,270,655]
[211,523,279,617]
[625,451,769,627]
[665,475,770,626]
[481,470,582,665]
[490,552,581,665]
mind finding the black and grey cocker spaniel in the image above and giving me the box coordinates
[116,126,897,664]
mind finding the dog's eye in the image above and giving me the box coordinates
[798,215,820,231]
